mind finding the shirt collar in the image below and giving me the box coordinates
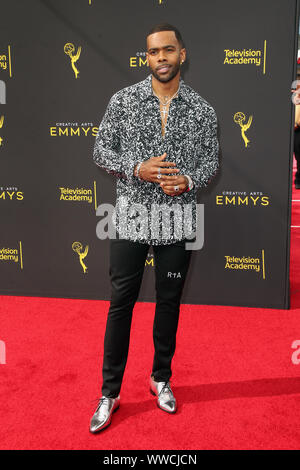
[138,73,191,106]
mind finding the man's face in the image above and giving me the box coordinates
[146,30,186,83]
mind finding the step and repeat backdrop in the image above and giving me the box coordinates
[0,0,298,308]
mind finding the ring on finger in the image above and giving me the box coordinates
[174,185,179,191]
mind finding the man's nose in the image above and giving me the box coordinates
[158,50,167,61]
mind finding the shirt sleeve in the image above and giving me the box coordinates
[93,93,136,182]
[192,106,219,192]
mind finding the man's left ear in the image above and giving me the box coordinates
[180,49,186,65]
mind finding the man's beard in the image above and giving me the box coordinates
[150,61,181,83]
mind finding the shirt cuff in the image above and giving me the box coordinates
[122,152,137,183]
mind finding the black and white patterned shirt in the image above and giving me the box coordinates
[93,73,219,245]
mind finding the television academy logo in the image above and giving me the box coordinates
[224,251,266,279]
[64,43,81,78]
[0,115,4,147]
[58,182,98,211]
[59,186,93,205]
[0,242,24,269]
[72,241,89,273]
[223,42,267,74]
[0,46,13,77]
[234,112,253,148]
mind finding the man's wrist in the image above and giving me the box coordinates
[134,161,143,180]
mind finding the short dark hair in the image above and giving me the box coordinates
[147,23,184,48]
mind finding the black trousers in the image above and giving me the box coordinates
[101,237,193,398]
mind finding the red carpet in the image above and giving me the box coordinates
[0,161,300,450]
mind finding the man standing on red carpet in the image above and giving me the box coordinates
[90,23,219,433]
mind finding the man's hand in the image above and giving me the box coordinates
[159,175,188,196]
[135,152,180,183]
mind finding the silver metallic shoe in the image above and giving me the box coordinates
[89,395,120,433]
[150,375,177,414]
